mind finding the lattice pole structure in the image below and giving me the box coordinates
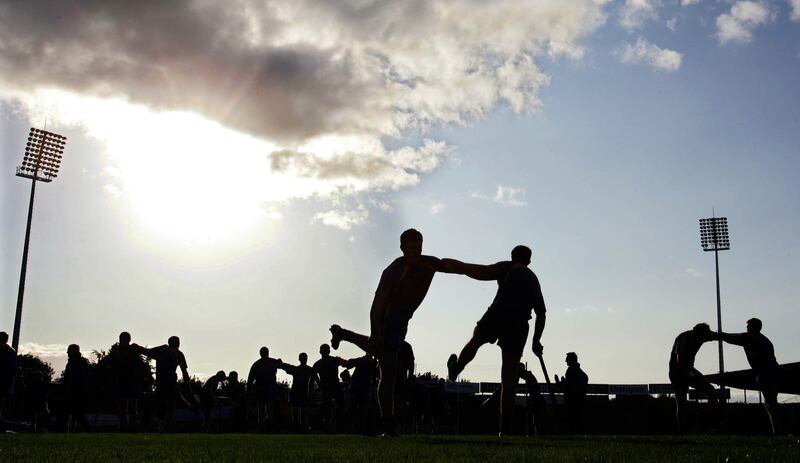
[12,128,67,350]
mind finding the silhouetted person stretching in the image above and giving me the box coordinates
[314,343,347,432]
[247,347,283,433]
[113,331,142,432]
[518,363,545,435]
[345,354,377,434]
[330,228,454,436]
[446,245,547,436]
[558,352,588,433]
[201,370,227,432]
[720,318,780,434]
[223,371,246,432]
[281,352,318,433]
[0,332,16,426]
[63,344,91,432]
[131,336,194,432]
[668,323,719,432]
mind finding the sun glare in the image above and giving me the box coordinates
[19,90,290,244]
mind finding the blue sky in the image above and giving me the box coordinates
[1,1,799,399]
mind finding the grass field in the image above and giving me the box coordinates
[1,434,799,462]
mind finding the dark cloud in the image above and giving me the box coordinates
[0,0,389,142]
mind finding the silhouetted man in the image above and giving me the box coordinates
[113,331,142,432]
[446,245,547,436]
[313,343,347,432]
[201,370,226,432]
[330,228,455,436]
[63,344,91,432]
[0,332,16,425]
[131,336,194,432]
[223,371,246,432]
[345,354,377,434]
[281,352,318,433]
[720,318,780,434]
[668,323,719,431]
[518,363,545,436]
[558,352,588,433]
[247,347,283,433]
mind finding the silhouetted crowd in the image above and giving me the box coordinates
[0,228,793,436]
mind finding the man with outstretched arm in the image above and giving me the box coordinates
[719,318,781,434]
[445,245,547,436]
[329,228,456,436]
[247,346,284,433]
[668,323,720,432]
[280,352,318,433]
[131,336,195,432]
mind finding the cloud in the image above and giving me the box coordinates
[0,4,606,171]
[269,139,454,192]
[313,205,369,230]
[470,186,527,207]
[493,186,528,207]
[430,202,445,215]
[791,0,800,22]
[716,1,775,44]
[685,267,705,278]
[666,18,677,32]
[681,0,701,5]
[103,184,122,197]
[619,37,682,71]
[619,0,660,30]
[18,342,69,374]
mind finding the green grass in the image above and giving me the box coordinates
[0,434,798,462]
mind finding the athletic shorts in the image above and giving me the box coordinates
[668,366,703,396]
[252,386,276,403]
[114,382,140,400]
[382,316,409,352]
[289,389,308,407]
[321,386,343,405]
[475,309,530,358]
[756,367,779,391]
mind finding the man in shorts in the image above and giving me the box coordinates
[668,323,719,431]
[330,228,455,436]
[247,346,283,433]
[113,331,143,432]
[445,245,547,435]
[720,318,781,434]
[313,344,348,432]
[132,336,195,432]
[281,352,318,432]
[201,370,227,432]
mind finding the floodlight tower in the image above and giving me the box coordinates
[12,128,67,351]
[698,216,730,376]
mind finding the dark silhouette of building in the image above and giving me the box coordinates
[445,245,547,436]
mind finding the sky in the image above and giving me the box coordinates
[1,1,799,400]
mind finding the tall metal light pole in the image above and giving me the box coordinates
[12,128,67,351]
[698,216,730,377]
